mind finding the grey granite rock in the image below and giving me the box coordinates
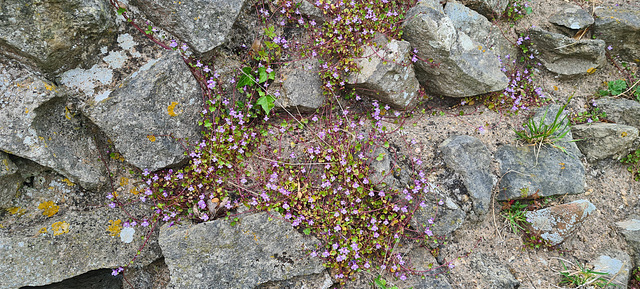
[411,190,466,242]
[597,97,640,129]
[445,2,517,60]
[590,250,632,288]
[549,3,594,30]
[85,52,202,171]
[403,1,508,98]
[497,105,585,200]
[616,215,640,264]
[525,200,596,246]
[347,34,420,110]
[0,151,22,209]
[572,123,639,161]
[0,0,114,75]
[0,208,161,288]
[130,0,246,54]
[159,211,325,289]
[271,58,325,113]
[0,56,106,190]
[594,5,640,63]
[439,135,494,215]
[528,27,606,77]
[460,0,509,19]
[370,147,400,190]
[389,243,453,289]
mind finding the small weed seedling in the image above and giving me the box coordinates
[373,275,400,289]
[515,95,573,146]
[630,267,640,289]
[501,200,529,234]
[599,79,640,101]
[621,149,640,181]
[558,259,612,288]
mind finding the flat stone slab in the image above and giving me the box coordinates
[572,123,639,161]
[525,200,596,246]
[159,212,325,289]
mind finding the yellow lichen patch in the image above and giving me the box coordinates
[107,219,123,237]
[147,135,156,142]
[167,101,179,116]
[44,82,56,91]
[130,187,140,195]
[587,67,597,74]
[38,227,47,234]
[7,206,26,216]
[119,177,129,187]
[61,178,75,187]
[51,221,69,236]
[621,131,628,137]
[25,108,29,114]
[38,201,59,217]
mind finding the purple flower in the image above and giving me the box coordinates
[108,202,116,208]
[141,220,149,227]
[607,45,613,50]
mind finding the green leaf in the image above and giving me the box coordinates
[609,79,628,95]
[383,141,389,148]
[258,67,268,83]
[117,7,127,15]
[236,67,254,90]
[524,6,533,14]
[303,228,311,235]
[256,94,276,115]
[376,152,385,161]
[204,119,212,128]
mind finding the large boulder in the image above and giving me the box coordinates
[496,105,585,200]
[528,27,606,77]
[0,56,106,190]
[85,52,202,171]
[159,211,326,288]
[525,200,596,246]
[0,207,161,288]
[403,0,508,98]
[347,34,420,110]
[130,0,246,54]
[0,0,114,75]
[571,123,639,161]
[445,2,517,60]
[439,135,494,215]
[594,5,640,63]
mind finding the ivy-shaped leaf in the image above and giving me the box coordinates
[236,67,254,91]
[256,95,275,115]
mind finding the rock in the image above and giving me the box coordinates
[0,152,22,209]
[571,123,639,161]
[445,2,518,60]
[370,147,400,190]
[594,5,640,63]
[20,269,122,289]
[0,207,161,288]
[0,56,106,190]
[257,271,333,289]
[403,1,508,98]
[469,253,520,289]
[597,97,640,129]
[590,250,632,288]
[159,211,325,289]
[525,200,596,246]
[459,0,509,19]
[271,58,325,113]
[0,0,114,75]
[549,3,594,31]
[616,216,640,264]
[388,243,453,289]
[120,257,171,289]
[497,105,585,200]
[411,191,466,242]
[347,34,420,110]
[528,27,606,77]
[85,52,202,172]
[439,135,494,215]
[130,0,246,54]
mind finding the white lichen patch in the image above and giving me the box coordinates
[103,51,127,69]
[60,64,113,97]
[616,218,640,231]
[120,227,135,243]
[117,33,136,51]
